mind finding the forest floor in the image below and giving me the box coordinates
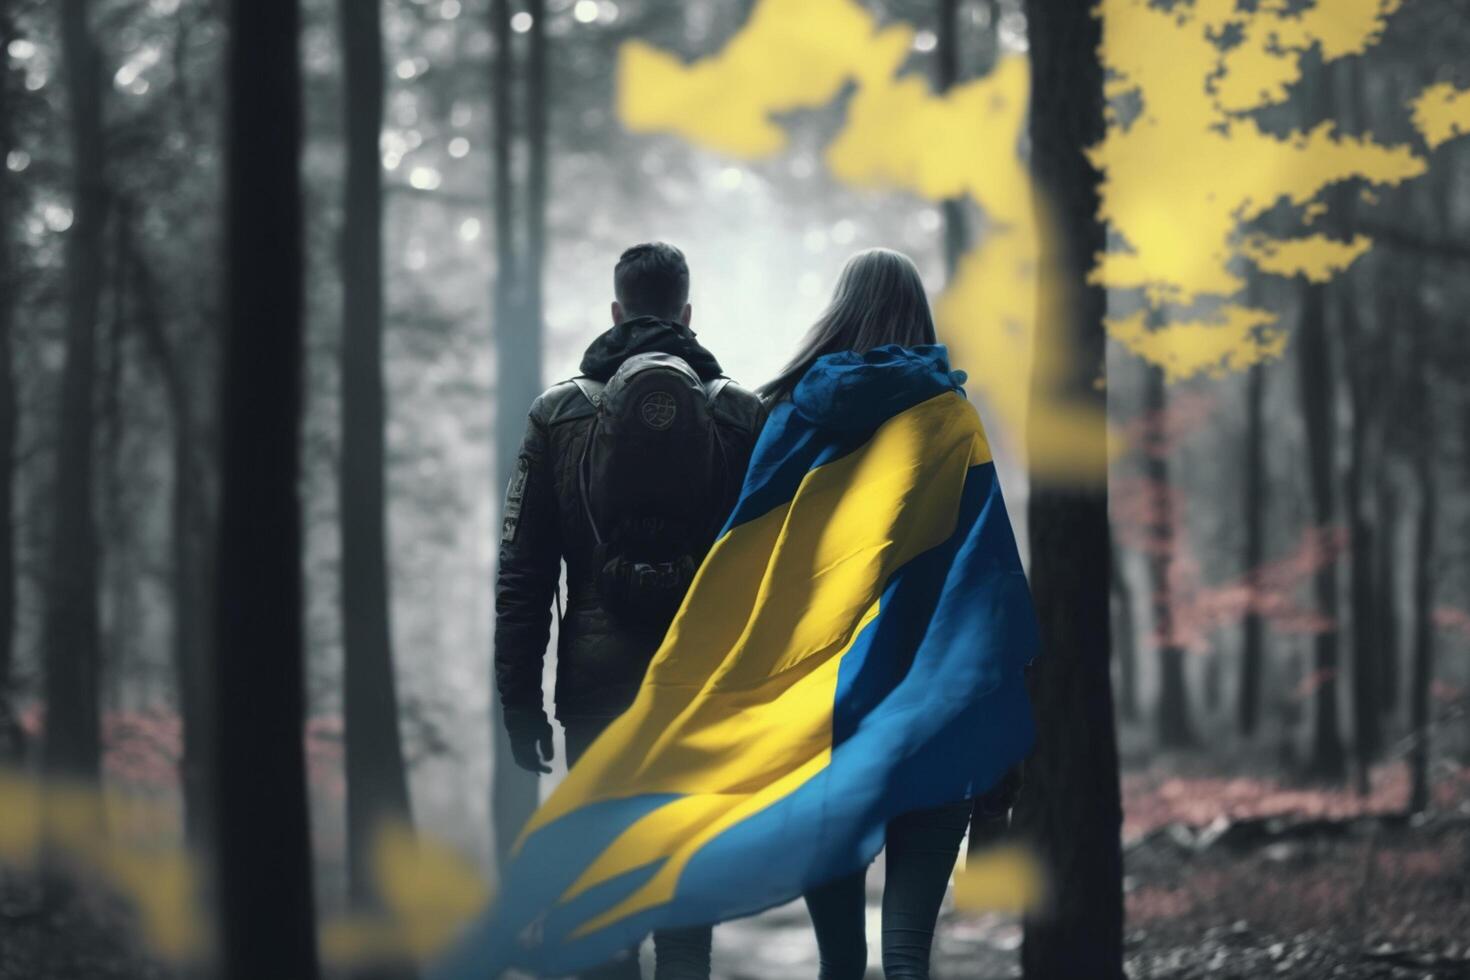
[713,758,1470,980]
[2,760,1468,979]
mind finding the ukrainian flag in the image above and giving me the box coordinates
[435,345,1038,978]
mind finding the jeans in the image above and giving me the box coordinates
[803,800,973,980]
[562,716,714,980]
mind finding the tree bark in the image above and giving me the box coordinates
[489,0,540,867]
[211,0,320,976]
[42,0,106,789]
[339,0,415,911]
[1015,3,1124,977]
[1238,359,1266,737]
[0,0,21,762]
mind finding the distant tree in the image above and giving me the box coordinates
[1373,474,1399,718]
[1297,271,1346,782]
[935,0,966,277]
[0,0,20,761]
[338,0,416,911]
[1145,360,1196,748]
[1110,542,1138,723]
[1295,69,1347,782]
[489,0,539,866]
[525,0,547,350]
[42,0,107,791]
[1014,2,1125,977]
[127,210,215,846]
[1406,161,1454,814]
[211,0,320,975]
[1406,317,1436,816]
[1331,63,1381,797]
[1237,357,1266,738]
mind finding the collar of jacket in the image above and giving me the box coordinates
[578,315,724,382]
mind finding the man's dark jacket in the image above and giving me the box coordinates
[494,316,766,722]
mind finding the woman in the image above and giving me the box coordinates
[430,248,1035,980]
[762,248,1004,980]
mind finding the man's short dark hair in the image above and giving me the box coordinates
[614,243,690,321]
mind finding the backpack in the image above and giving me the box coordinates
[571,352,733,628]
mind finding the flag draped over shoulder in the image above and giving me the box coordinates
[433,344,1038,979]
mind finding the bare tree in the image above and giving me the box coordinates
[1373,475,1399,719]
[128,214,215,847]
[1238,359,1266,737]
[1406,325,1436,816]
[211,0,320,975]
[0,0,20,761]
[42,0,107,790]
[1297,275,1346,782]
[1111,541,1138,723]
[339,0,416,909]
[1331,64,1382,797]
[1296,71,1346,782]
[489,0,540,865]
[935,0,966,277]
[1015,2,1125,977]
[1145,360,1195,748]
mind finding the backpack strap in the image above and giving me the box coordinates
[703,376,733,405]
[571,376,606,408]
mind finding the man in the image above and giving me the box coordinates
[494,243,765,979]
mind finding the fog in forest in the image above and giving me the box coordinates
[2,0,1469,977]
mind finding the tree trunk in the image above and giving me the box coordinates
[489,0,540,867]
[936,0,966,278]
[1292,66,1347,783]
[1373,477,1399,719]
[211,0,320,976]
[1238,359,1266,738]
[1406,365,1435,815]
[1297,278,1346,782]
[0,0,21,762]
[1145,362,1195,748]
[339,0,415,912]
[525,0,547,344]
[1110,541,1138,722]
[1370,255,1403,726]
[129,227,215,850]
[1332,63,1379,797]
[1342,295,1378,796]
[1015,3,1124,977]
[42,0,106,790]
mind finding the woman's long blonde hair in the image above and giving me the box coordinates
[758,248,938,404]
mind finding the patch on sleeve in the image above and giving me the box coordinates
[501,454,530,543]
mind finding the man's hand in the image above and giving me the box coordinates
[504,707,555,774]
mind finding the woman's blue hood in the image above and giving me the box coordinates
[790,344,967,433]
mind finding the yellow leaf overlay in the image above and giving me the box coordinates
[0,770,491,968]
[322,821,492,966]
[953,842,1047,916]
[1412,82,1470,150]
[617,0,1464,436]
